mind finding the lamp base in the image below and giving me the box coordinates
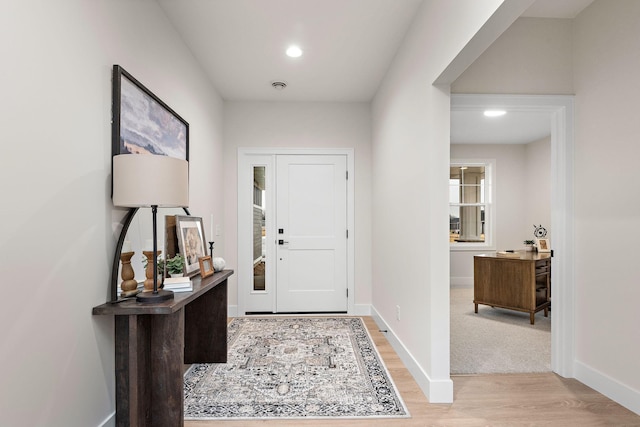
[136,289,174,303]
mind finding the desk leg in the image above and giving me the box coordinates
[115,310,185,427]
[530,312,535,325]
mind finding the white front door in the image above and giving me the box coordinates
[275,155,348,312]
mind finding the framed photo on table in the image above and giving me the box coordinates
[536,238,551,253]
[176,215,207,276]
[199,256,214,279]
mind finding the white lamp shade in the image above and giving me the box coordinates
[112,154,189,207]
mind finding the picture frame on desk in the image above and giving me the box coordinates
[537,238,551,252]
[176,215,207,276]
[199,256,214,279]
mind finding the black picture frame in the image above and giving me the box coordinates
[112,65,189,161]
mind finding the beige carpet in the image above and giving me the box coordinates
[450,287,551,374]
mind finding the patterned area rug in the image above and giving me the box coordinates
[184,317,409,420]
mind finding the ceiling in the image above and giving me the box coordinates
[157,0,423,102]
[450,109,551,145]
[157,0,594,142]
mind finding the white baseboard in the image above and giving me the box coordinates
[371,307,453,403]
[352,304,371,316]
[575,360,640,415]
[450,276,473,287]
[228,304,239,317]
[97,411,115,427]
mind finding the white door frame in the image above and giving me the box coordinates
[451,94,575,378]
[237,147,355,316]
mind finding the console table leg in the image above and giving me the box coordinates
[185,281,227,363]
[150,309,185,427]
[530,312,535,325]
[115,310,185,427]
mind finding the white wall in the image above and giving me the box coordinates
[572,0,640,413]
[525,136,552,237]
[452,4,640,414]
[223,101,372,310]
[371,0,531,402]
[452,17,573,95]
[0,1,223,426]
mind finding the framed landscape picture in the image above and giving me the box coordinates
[112,64,189,160]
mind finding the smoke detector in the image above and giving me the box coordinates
[271,81,287,90]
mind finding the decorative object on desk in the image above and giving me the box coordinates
[142,249,162,291]
[112,65,188,161]
[208,241,214,259]
[212,256,226,272]
[162,275,193,292]
[533,224,547,238]
[537,238,551,253]
[142,253,164,275]
[119,250,139,297]
[176,215,207,276]
[166,253,185,277]
[523,239,535,251]
[184,317,409,421]
[198,255,214,279]
[112,154,189,303]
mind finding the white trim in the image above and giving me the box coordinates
[97,411,115,427]
[451,94,575,379]
[352,304,372,316]
[575,361,640,416]
[450,277,473,287]
[372,306,453,403]
[237,148,356,315]
[228,304,239,318]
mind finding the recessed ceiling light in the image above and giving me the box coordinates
[286,45,303,58]
[484,110,507,117]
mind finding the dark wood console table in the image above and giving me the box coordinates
[474,252,550,324]
[93,269,233,427]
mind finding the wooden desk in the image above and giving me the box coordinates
[474,252,550,324]
[93,269,233,427]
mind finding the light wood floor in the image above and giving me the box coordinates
[185,316,640,427]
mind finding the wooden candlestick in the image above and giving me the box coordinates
[119,251,139,297]
[143,250,162,292]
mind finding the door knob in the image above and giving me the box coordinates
[278,240,289,245]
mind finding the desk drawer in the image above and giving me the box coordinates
[535,259,550,274]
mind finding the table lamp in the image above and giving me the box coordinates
[112,154,189,303]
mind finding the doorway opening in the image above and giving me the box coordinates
[450,94,575,378]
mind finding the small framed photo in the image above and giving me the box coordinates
[537,238,551,253]
[199,256,214,279]
[176,215,207,276]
